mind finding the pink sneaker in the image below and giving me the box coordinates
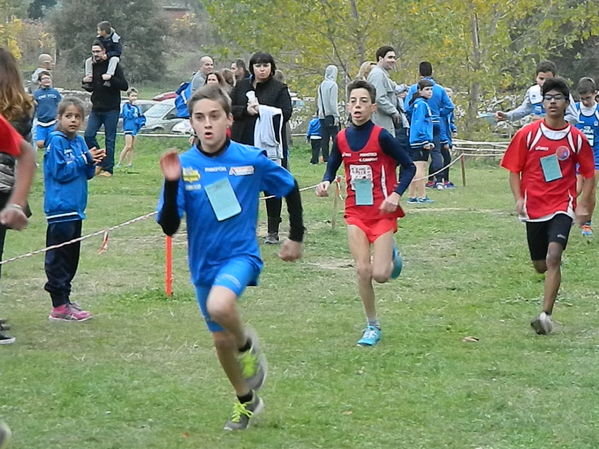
[49,303,92,322]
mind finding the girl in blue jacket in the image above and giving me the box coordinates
[117,88,146,170]
[407,79,434,203]
[44,98,105,322]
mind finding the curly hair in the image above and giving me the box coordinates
[0,48,34,123]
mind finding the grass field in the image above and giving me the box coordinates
[1,136,599,449]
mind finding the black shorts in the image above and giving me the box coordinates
[409,146,429,162]
[525,214,572,261]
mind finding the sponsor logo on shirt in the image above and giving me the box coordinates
[229,166,254,176]
[534,146,549,151]
[184,184,202,191]
[204,166,226,172]
[182,168,201,182]
[556,146,570,161]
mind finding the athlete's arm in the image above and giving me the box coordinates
[284,179,305,243]
[157,150,181,236]
[508,171,525,217]
[505,90,533,122]
[322,136,342,183]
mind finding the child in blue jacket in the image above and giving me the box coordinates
[117,88,146,170]
[44,98,105,322]
[407,79,434,203]
[306,113,323,164]
[33,71,61,150]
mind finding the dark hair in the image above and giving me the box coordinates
[37,70,52,82]
[409,79,434,106]
[576,77,596,95]
[347,79,376,103]
[187,84,232,116]
[127,87,138,96]
[97,21,112,34]
[419,61,433,77]
[234,59,247,71]
[248,52,276,77]
[536,60,557,76]
[375,46,395,62]
[92,40,105,50]
[57,97,85,118]
[203,71,224,87]
[542,77,570,99]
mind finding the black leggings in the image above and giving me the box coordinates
[265,157,288,234]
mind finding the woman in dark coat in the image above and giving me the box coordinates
[230,52,292,244]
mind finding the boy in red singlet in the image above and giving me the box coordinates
[501,78,595,335]
[316,80,415,346]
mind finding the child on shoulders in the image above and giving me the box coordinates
[84,21,122,86]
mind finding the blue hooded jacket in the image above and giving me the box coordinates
[121,103,146,133]
[409,97,433,147]
[43,130,96,223]
[406,77,454,127]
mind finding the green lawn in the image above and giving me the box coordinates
[1,138,599,449]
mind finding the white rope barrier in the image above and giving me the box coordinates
[0,182,324,266]
[1,143,510,267]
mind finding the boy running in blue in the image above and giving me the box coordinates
[574,77,599,236]
[157,85,304,431]
[33,71,61,150]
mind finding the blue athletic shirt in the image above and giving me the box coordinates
[157,140,296,286]
[575,103,599,150]
[34,87,62,124]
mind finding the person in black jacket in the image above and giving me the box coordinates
[82,41,128,177]
[230,52,293,244]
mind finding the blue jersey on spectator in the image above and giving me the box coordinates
[34,87,61,124]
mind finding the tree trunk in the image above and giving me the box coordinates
[466,10,481,134]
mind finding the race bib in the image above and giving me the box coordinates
[349,165,373,185]
[540,154,562,182]
[204,177,241,221]
[354,178,374,206]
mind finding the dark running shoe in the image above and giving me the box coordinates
[223,392,264,431]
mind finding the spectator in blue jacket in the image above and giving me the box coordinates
[117,88,145,170]
[439,87,458,189]
[84,21,122,87]
[33,71,61,150]
[43,98,105,322]
[407,79,434,204]
[406,62,454,188]
[306,113,323,164]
